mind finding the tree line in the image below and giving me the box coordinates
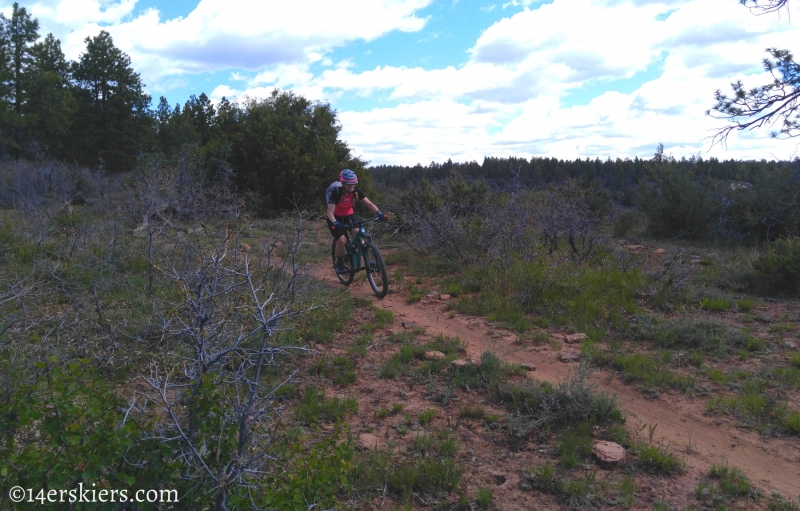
[373,145,800,246]
[0,2,363,214]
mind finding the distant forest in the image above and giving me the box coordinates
[370,154,799,207]
[2,2,799,222]
[0,3,365,213]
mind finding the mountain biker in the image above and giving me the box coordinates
[326,169,387,273]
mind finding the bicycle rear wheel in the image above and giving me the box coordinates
[363,241,389,298]
[332,239,354,285]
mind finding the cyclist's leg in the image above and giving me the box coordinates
[327,215,349,257]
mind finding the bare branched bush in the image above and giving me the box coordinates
[0,158,113,211]
[390,174,537,265]
[531,181,612,261]
[127,149,238,229]
[126,215,332,509]
[641,249,697,310]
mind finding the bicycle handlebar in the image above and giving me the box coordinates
[340,215,382,229]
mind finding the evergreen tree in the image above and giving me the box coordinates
[0,14,12,155]
[24,33,75,157]
[70,30,153,170]
[0,2,39,155]
[218,90,364,213]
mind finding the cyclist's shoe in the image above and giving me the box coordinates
[335,257,348,274]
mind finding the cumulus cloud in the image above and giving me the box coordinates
[12,0,434,80]
[11,0,800,164]
[328,0,800,163]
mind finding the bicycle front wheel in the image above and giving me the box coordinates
[332,239,354,285]
[363,241,389,298]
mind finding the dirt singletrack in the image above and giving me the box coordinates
[311,244,800,508]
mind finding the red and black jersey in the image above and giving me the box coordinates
[325,181,365,217]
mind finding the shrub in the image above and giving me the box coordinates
[387,458,463,502]
[638,148,714,239]
[696,464,759,508]
[631,443,685,474]
[738,299,755,312]
[753,236,800,296]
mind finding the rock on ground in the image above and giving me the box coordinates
[592,440,625,467]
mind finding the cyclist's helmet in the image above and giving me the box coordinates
[339,169,358,185]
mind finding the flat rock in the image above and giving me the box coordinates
[550,333,566,341]
[439,294,451,300]
[785,341,797,349]
[239,243,251,252]
[592,440,625,467]
[520,363,536,371]
[357,433,383,451]
[626,244,647,251]
[565,333,588,344]
[560,350,581,363]
[451,359,472,367]
[654,248,665,255]
[425,350,446,360]
[401,321,416,330]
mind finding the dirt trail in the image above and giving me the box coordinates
[315,265,800,500]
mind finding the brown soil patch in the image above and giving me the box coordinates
[309,231,800,509]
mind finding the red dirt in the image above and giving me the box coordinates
[310,242,800,510]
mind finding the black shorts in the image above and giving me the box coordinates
[327,214,356,240]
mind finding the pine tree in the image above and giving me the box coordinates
[24,33,75,157]
[0,2,39,155]
[70,30,153,170]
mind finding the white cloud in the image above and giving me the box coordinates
[328,0,800,164]
[12,0,434,82]
[12,0,800,164]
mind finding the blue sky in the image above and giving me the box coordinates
[4,0,800,165]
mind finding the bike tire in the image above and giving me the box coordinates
[332,239,354,285]
[364,241,389,298]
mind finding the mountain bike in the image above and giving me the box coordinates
[332,215,389,298]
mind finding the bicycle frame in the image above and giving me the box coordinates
[341,218,377,273]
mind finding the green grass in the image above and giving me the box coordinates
[771,366,800,389]
[695,464,760,508]
[770,322,797,334]
[293,386,358,424]
[556,422,593,469]
[768,493,800,511]
[737,299,755,312]
[496,372,623,448]
[476,486,492,509]
[347,333,372,357]
[449,259,642,339]
[387,458,463,502]
[347,450,391,493]
[630,315,748,358]
[706,381,800,435]
[700,297,731,311]
[308,356,357,385]
[409,431,459,458]
[406,283,429,303]
[460,404,485,419]
[447,351,524,392]
[521,464,605,508]
[631,443,685,474]
[790,353,800,368]
[418,409,437,426]
[609,351,697,392]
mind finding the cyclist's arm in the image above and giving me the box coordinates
[326,203,337,224]
[360,197,381,215]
